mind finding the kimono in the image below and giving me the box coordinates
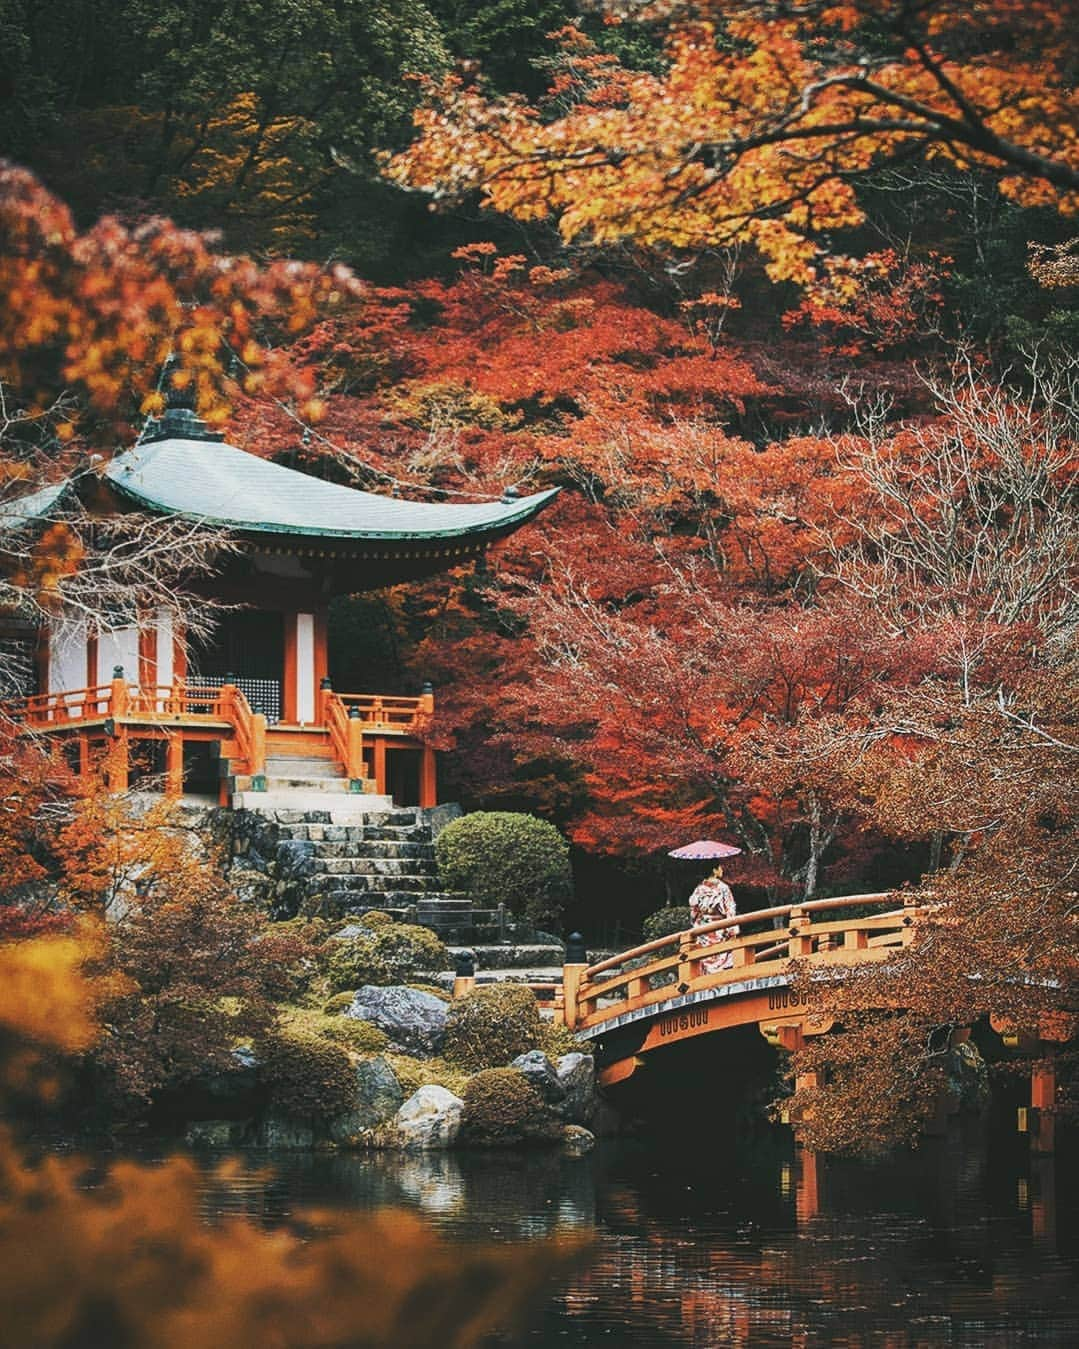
[688,876,739,973]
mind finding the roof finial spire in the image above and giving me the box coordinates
[140,354,224,447]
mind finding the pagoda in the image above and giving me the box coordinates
[0,380,557,813]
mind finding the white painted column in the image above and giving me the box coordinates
[155,607,175,689]
[295,612,316,723]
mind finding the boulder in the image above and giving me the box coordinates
[256,1113,317,1149]
[326,1057,403,1143]
[560,1125,596,1157]
[556,1052,596,1125]
[511,1050,566,1105]
[347,985,448,1056]
[394,1085,464,1151]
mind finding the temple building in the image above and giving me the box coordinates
[0,382,556,813]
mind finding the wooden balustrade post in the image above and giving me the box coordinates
[451,952,476,1000]
[109,666,129,719]
[346,707,365,790]
[562,932,588,1031]
[219,681,236,722]
[419,680,435,716]
[788,907,814,958]
[165,733,184,799]
[319,677,334,727]
[250,712,267,790]
[677,931,700,989]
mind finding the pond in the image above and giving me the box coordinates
[194,1120,1079,1347]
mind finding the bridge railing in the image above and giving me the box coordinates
[562,892,919,1030]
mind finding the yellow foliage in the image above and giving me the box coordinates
[0,926,104,1054]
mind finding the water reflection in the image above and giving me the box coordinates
[197,1126,1079,1348]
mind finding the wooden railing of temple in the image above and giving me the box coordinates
[554,893,915,1031]
[11,676,436,804]
[323,689,365,786]
[336,688,434,731]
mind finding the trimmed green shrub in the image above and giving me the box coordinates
[460,1068,559,1146]
[322,991,356,1015]
[354,909,394,929]
[443,984,541,1071]
[435,811,572,930]
[326,922,447,992]
[260,1034,356,1121]
[641,905,691,941]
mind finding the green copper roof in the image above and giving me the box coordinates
[0,480,73,530]
[104,437,558,541]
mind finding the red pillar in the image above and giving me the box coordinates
[419,744,437,808]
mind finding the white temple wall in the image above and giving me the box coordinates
[48,616,87,694]
[97,626,140,686]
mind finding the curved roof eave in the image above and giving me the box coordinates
[103,436,559,541]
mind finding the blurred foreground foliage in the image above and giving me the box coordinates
[0,932,586,1348]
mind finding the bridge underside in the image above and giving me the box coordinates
[580,972,834,1089]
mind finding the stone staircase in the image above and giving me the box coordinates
[267,807,472,929]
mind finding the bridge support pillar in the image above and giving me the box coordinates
[1030,1056,1056,1155]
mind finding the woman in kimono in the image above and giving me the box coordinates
[688,864,739,973]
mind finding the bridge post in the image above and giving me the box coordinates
[787,908,813,958]
[677,932,698,989]
[452,950,476,1000]
[562,932,587,1030]
[1031,1055,1056,1155]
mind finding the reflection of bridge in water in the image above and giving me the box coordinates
[540,893,1071,1153]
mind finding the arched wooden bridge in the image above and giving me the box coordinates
[552,893,920,1088]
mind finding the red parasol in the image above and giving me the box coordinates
[667,839,742,860]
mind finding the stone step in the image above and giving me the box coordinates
[264,756,344,779]
[308,857,427,876]
[308,873,442,893]
[232,791,395,820]
[276,836,435,860]
[321,888,464,910]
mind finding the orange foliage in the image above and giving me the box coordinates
[390,6,1078,285]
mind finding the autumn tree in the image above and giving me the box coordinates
[390,4,1079,289]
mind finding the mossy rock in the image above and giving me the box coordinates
[443,984,541,1071]
[278,1003,389,1056]
[460,1068,560,1146]
[540,1020,591,1061]
[326,922,447,992]
[383,1053,472,1102]
[408,982,451,1002]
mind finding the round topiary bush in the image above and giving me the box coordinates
[326,922,447,992]
[354,909,394,929]
[260,1034,356,1121]
[435,811,572,930]
[460,1068,558,1146]
[641,905,691,941]
[442,984,541,1071]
